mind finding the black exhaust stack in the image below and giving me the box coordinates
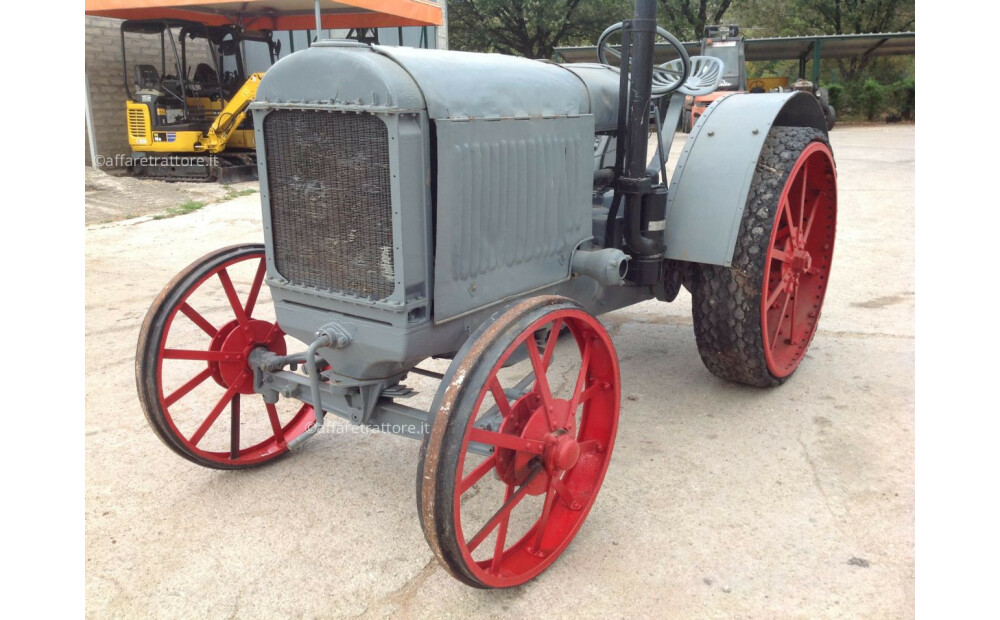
[616,0,666,285]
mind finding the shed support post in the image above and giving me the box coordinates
[812,39,823,84]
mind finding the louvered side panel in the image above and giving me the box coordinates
[434,116,593,322]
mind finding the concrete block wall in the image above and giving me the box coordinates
[86,16,130,167]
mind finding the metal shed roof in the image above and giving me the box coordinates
[554,31,915,65]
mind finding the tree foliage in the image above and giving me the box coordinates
[732,0,915,81]
[794,0,915,80]
[448,0,633,59]
[657,1,734,41]
[447,0,914,96]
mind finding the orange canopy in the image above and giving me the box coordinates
[85,0,442,30]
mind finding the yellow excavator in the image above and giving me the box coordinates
[121,19,279,181]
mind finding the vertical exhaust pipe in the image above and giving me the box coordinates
[622,0,661,258]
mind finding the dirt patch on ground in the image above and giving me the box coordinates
[84,167,258,225]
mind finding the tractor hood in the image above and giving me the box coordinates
[254,41,622,129]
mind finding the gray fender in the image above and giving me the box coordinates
[664,91,827,267]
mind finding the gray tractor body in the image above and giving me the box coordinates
[249,40,827,386]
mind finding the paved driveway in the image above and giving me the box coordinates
[85,125,914,618]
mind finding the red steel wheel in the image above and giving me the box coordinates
[136,244,315,469]
[417,296,620,588]
[692,126,837,386]
[761,141,837,377]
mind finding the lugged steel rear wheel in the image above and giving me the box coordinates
[136,244,315,469]
[691,126,837,386]
[417,296,620,588]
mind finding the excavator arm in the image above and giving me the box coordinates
[199,73,264,153]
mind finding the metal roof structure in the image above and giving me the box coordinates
[554,31,915,83]
[85,0,443,30]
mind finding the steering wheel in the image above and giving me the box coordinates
[597,22,690,96]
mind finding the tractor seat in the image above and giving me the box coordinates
[654,56,725,97]
[134,64,160,91]
[192,63,219,87]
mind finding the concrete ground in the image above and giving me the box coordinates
[85,167,258,225]
[85,125,914,618]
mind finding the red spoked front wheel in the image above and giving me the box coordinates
[417,296,620,588]
[136,244,315,469]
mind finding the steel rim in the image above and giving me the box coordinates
[452,308,620,587]
[761,141,837,377]
[153,250,314,466]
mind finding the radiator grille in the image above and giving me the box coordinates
[128,108,147,139]
[263,110,395,301]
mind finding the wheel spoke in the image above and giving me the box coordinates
[578,439,602,454]
[770,291,792,352]
[460,454,497,495]
[490,485,515,574]
[578,383,602,405]
[190,380,242,446]
[468,428,545,455]
[789,293,798,344]
[229,393,240,459]
[179,302,217,337]
[164,367,213,407]
[771,249,790,263]
[162,348,234,362]
[541,319,564,371]
[802,192,821,243]
[487,377,511,418]
[244,258,267,318]
[566,339,592,423]
[798,165,808,231]
[603,46,621,60]
[526,336,557,429]
[765,280,786,309]
[532,479,559,550]
[265,403,286,446]
[217,268,250,327]
[467,467,540,552]
[781,198,797,237]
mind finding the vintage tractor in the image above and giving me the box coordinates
[136,0,836,589]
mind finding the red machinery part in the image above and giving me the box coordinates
[136,244,315,468]
[418,297,620,588]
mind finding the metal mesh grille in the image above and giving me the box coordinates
[263,110,395,301]
[128,108,146,139]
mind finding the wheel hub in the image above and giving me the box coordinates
[780,236,813,296]
[548,433,581,471]
[791,248,812,273]
[213,319,286,394]
[496,397,579,495]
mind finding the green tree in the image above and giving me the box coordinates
[448,0,633,59]
[857,77,886,120]
[798,0,915,80]
[657,1,734,41]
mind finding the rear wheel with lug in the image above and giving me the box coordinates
[417,296,620,588]
[691,126,837,386]
[136,243,315,469]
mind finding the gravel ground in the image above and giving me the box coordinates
[84,167,258,225]
[85,124,914,617]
